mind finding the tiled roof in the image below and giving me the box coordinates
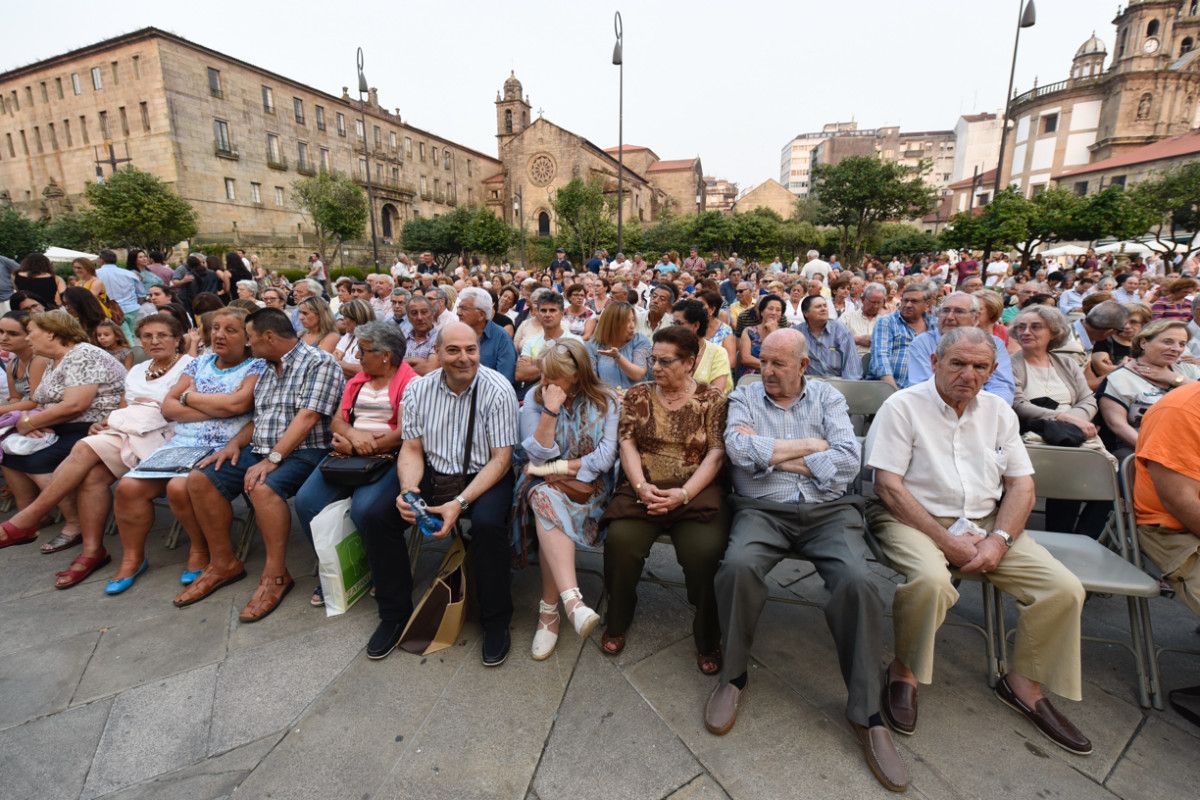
[947,168,997,190]
[647,158,699,173]
[1057,129,1200,178]
[482,172,505,184]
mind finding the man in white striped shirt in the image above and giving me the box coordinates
[398,322,519,666]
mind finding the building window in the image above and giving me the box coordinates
[298,141,310,169]
[1041,113,1058,134]
[262,86,274,113]
[1030,183,1046,197]
[32,126,43,154]
[47,123,58,150]
[63,118,72,146]
[420,175,427,194]
[431,146,438,165]
[374,125,381,147]
[319,147,330,171]
[213,119,233,154]
[389,131,397,149]
[444,150,451,170]
[79,115,89,144]
[1147,20,1160,37]
[355,119,364,141]
[467,158,472,177]
[404,136,412,158]
[24,86,33,107]
[274,186,285,205]
[132,55,140,78]
[537,212,551,237]
[1110,175,1127,188]
[467,187,473,204]
[1073,181,1089,196]
[267,133,282,164]
[55,77,64,99]
[315,105,325,131]
[111,61,119,85]
[224,178,236,200]
[17,130,27,155]
[99,110,109,139]
[91,66,103,90]
[250,182,262,203]
[4,134,12,158]
[71,73,81,95]
[207,67,221,98]
[39,82,48,103]
[419,142,425,161]
[293,97,305,124]
[336,112,346,136]
[118,106,129,136]
[139,102,150,132]
[1182,38,1195,57]
[504,109,513,133]
[391,166,399,183]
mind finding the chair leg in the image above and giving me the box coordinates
[165,520,182,550]
[406,523,423,570]
[235,506,257,562]
[1125,596,1153,709]
[991,583,1009,680]
[982,582,999,687]
[1137,597,1165,710]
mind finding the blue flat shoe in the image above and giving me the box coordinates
[180,568,204,586]
[105,560,148,595]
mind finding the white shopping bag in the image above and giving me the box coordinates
[310,498,372,617]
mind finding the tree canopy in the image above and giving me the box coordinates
[400,206,517,266]
[291,171,369,264]
[84,168,198,251]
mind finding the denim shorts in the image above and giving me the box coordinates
[197,446,325,501]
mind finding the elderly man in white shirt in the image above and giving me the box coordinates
[865,326,1091,757]
[800,249,831,282]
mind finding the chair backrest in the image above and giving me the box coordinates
[1118,454,1147,565]
[822,378,896,418]
[1025,443,1129,558]
[861,351,871,377]
[736,373,762,388]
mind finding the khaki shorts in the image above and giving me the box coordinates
[1138,524,1200,616]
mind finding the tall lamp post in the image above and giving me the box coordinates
[357,47,380,274]
[984,0,1036,263]
[612,11,624,255]
[513,187,525,269]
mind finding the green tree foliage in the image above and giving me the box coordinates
[291,171,368,264]
[42,211,97,252]
[943,187,1084,266]
[84,168,198,251]
[876,226,942,259]
[1067,185,1158,245]
[731,208,784,261]
[0,208,46,259]
[1129,163,1200,258]
[551,178,611,264]
[688,211,736,255]
[463,207,515,259]
[401,206,518,267]
[812,156,936,266]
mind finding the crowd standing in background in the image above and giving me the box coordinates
[1,242,1200,790]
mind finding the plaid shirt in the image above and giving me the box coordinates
[251,341,345,455]
[868,310,936,384]
[724,380,861,504]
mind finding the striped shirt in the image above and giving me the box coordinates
[252,341,345,455]
[724,380,861,504]
[868,310,936,384]
[401,365,519,474]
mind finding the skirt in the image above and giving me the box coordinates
[3,422,92,475]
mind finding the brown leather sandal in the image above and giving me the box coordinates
[40,529,82,554]
[238,573,294,623]
[55,551,111,590]
[600,631,626,656]
[696,648,723,676]
[173,564,247,608]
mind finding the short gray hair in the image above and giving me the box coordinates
[391,287,412,300]
[942,291,980,313]
[863,282,887,300]
[935,326,996,359]
[903,280,937,301]
[456,286,494,320]
[425,286,448,303]
[1085,300,1129,333]
[354,321,407,363]
[235,280,259,296]
[296,278,322,295]
[807,249,819,259]
[1010,305,1071,349]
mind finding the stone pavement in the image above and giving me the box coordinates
[2,506,1199,800]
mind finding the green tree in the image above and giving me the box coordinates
[291,171,368,265]
[551,178,611,264]
[463,208,515,259]
[401,216,452,266]
[812,156,936,266]
[688,210,735,256]
[0,208,46,259]
[1067,185,1158,246]
[730,208,783,261]
[641,211,691,257]
[876,226,942,259]
[943,187,1083,266]
[42,211,97,252]
[84,168,198,251]
[792,196,822,224]
[1129,164,1200,260]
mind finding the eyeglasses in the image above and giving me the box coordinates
[937,307,976,317]
[141,332,178,342]
[648,355,682,368]
[1011,322,1046,333]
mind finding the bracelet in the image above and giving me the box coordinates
[680,488,690,505]
[634,482,644,493]
[543,408,560,418]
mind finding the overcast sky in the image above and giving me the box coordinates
[7,0,1117,189]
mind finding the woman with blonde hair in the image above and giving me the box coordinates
[516,338,619,659]
[972,289,1017,353]
[333,298,374,377]
[298,296,340,353]
[585,301,650,391]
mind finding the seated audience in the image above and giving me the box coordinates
[794,295,861,379]
[601,327,729,674]
[402,295,440,376]
[455,286,516,382]
[333,298,374,378]
[586,301,650,392]
[0,310,50,413]
[672,299,732,394]
[1091,303,1151,381]
[866,326,1090,755]
[516,291,580,384]
[839,282,887,357]
[868,282,935,387]
[298,297,340,354]
[738,294,786,376]
[904,292,1014,403]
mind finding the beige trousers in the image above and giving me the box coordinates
[867,504,1085,701]
[1138,524,1200,617]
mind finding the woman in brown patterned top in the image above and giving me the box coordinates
[601,326,730,675]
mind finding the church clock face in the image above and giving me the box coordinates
[529,154,556,186]
[1143,37,1160,55]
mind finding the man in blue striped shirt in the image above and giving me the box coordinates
[869,282,936,388]
[705,328,907,791]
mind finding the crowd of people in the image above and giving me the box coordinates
[1,242,1200,791]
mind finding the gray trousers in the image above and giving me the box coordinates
[715,494,883,727]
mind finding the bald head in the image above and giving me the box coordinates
[437,322,481,390]
[759,328,809,402]
[437,321,478,353]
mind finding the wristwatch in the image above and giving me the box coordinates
[267,451,283,465]
[179,390,190,407]
[990,529,1013,548]
[454,494,470,512]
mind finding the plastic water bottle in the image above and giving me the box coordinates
[403,491,442,538]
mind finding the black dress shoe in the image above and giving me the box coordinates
[482,627,511,667]
[367,619,405,660]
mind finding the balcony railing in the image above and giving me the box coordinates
[296,161,316,176]
[267,155,288,171]
[214,141,239,160]
[1011,74,1102,106]
[351,169,416,194]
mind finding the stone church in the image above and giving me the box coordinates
[484,72,703,240]
[1003,0,1200,196]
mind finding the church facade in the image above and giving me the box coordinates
[485,72,704,240]
[1003,1,1200,196]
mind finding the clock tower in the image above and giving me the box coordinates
[1110,1,1182,73]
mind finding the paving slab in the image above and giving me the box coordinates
[0,629,99,731]
[0,698,112,800]
[1104,715,1200,800]
[533,645,702,800]
[82,664,218,799]
[664,773,733,800]
[207,612,373,754]
[597,579,695,669]
[97,732,281,800]
[73,595,232,704]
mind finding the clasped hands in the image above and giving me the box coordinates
[636,482,687,515]
[942,531,1007,574]
[332,430,385,455]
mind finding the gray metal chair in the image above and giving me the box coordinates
[735,373,761,388]
[821,378,896,418]
[1015,445,1162,708]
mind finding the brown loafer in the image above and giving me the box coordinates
[173,564,247,608]
[882,668,918,735]
[850,721,910,792]
[704,681,747,736]
[238,573,294,623]
[995,675,1092,756]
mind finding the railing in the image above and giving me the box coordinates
[1012,74,1102,106]
[214,141,239,160]
[351,169,416,194]
[267,155,288,171]
[296,161,316,176]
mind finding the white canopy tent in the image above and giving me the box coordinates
[1094,241,1154,256]
[1040,244,1089,257]
[44,246,98,261]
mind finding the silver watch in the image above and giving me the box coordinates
[454,494,470,512]
[267,451,283,465]
[990,529,1013,548]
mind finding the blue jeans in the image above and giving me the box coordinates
[295,465,412,623]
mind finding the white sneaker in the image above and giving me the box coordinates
[531,600,559,661]
[561,587,601,639]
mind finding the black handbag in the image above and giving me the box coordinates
[318,380,398,487]
[426,386,477,505]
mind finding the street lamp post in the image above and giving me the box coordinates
[613,11,624,255]
[984,0,1037,262]
[357,47,380,274]
[513,187,525,269]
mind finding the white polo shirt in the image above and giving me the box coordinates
[865,379,1033,519]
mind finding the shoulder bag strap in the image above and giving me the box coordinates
[461,385,478,476]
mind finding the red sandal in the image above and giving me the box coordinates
[0,520,39,549]
[55,551,111,590]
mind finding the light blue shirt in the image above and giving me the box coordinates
[96,263,146,312]
[795,319,862,379]
[0,255,19,301]
[902,329,1015,405]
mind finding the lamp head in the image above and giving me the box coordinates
[356,47,368,93]
[612,10,623,65]
[1019,0,1036,28]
